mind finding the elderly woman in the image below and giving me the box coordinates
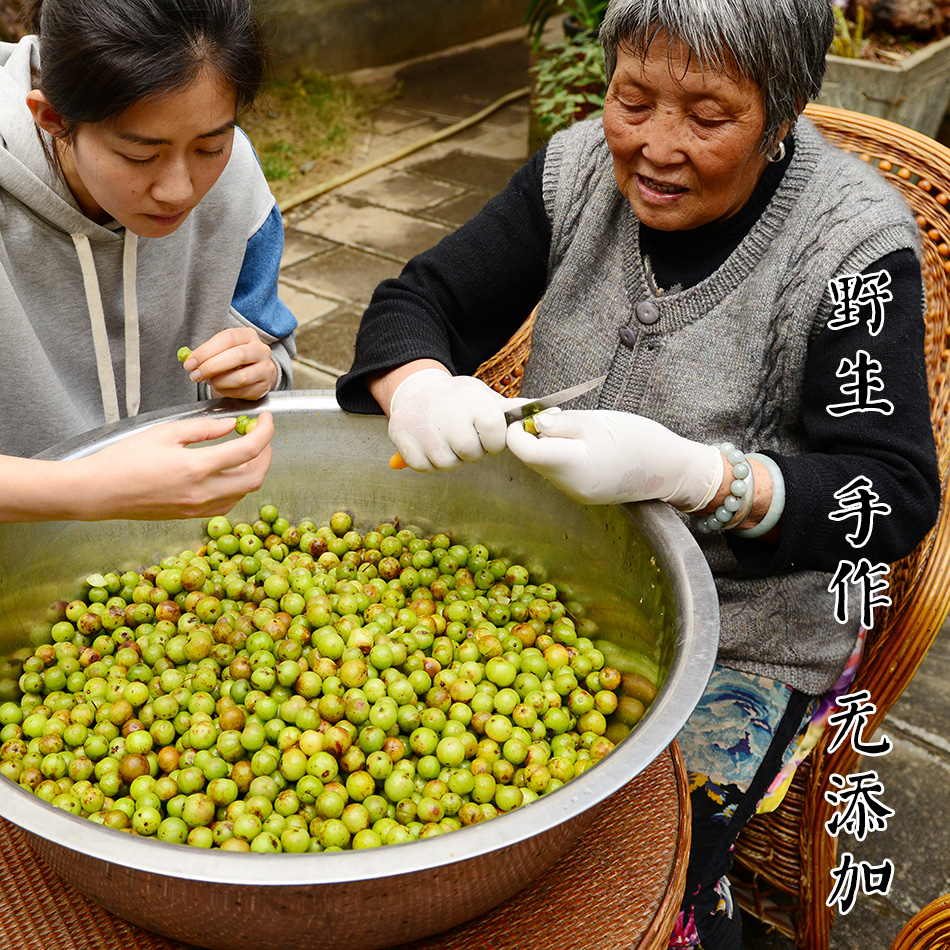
[337,0,939,946]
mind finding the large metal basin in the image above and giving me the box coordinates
[0,392,718,950]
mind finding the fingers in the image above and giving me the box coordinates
[390,431,465,472]
[531,407,586,439]
[506,416,584,467]
[184,328,258,371]
[148,415,240,447]
[184,328,275,395]
[213,411,275,471]
[470,405,508,456]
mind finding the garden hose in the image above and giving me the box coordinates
[277,85,531,214]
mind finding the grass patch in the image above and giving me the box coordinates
[243,68,389,202]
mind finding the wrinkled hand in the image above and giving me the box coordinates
[183,328,278,400]
[506,408,722,508]
[388,369,524,472]
[68,412,275,520]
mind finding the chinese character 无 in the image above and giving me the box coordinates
[827,852,894,915]
[826,270,893,337]
[825,770,895,841]
[826,689,893,756]
[828,475,892,549]
[827,349,895,417]
[828,559,891,628]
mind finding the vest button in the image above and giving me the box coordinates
[636,301,660,325]
[618,327,637,348]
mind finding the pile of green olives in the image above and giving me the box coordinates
[0,508,654,853]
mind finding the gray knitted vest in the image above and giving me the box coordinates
[523,116,920,694]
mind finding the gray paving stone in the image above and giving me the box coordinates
[371,106,443,135]
[884,624,950,745]
[290,359,338,390]
[389,36,531,120]
[406,149,525,193]
[294,196,452,261]
[281,246,400,307]
[281,230,336,269]
[838,731,950,916]
[278,283,340,326]
[337,167,466,214]
[294,307,364,375]
[422,189,495,228]
[449,118,531,162]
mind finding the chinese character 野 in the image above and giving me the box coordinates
[828,559,891,628]
[827,270,893,337]
[827,349,894,417]
[828,475,892,549]
[826,690,893,756]
[825,770,895,841]
[827,852,894,915]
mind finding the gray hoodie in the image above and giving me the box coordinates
[0,36,296,459]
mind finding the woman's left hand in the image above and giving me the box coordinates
[506,408,722,509]
[183,327,279,400]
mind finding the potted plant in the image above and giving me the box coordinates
[530,31,606,147]
[525,0,608,151]
[817,0,950,138]
[525,0,608,49]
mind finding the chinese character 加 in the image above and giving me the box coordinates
[827,852,894,915]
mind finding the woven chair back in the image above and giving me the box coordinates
[891,893,950,950]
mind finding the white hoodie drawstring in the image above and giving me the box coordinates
[122,229,141,418]
[71,231,142,424]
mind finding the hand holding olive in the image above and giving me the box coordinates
[65,411,275,520]
[387,369,524,472]
[506,408,722,509]
[183,327,279,400]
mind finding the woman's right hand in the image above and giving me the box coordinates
[59,412,274,521]
[386,368,519,472]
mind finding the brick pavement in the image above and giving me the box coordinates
[279,28,531,389]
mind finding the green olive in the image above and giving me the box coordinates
[0,507,638,854]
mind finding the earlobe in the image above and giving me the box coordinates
[26,90,67,137]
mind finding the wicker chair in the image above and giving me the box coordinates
[474,103,950,950]
[890,893,950,950]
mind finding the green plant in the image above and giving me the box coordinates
[531,35,606,138]
[241,68,386,196]
[829,3,867,58]
[525,0,609,50]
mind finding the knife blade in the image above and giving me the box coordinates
[389,374,607,469]
[503,374,607,424]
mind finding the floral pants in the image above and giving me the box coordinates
[667,631,865,949]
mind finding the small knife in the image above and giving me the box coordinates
[389,374,607,469]
[502,374,607,425]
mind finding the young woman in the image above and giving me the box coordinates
[0,0,297,521]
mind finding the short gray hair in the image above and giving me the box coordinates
[599,0,835,152]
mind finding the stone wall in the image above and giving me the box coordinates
[257,0,529,75]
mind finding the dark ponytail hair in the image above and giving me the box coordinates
[23,0,266,129]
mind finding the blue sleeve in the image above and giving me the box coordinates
[232,203,298,338]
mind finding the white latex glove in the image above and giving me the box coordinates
[388,369,524,472]
[506,408,723,509]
